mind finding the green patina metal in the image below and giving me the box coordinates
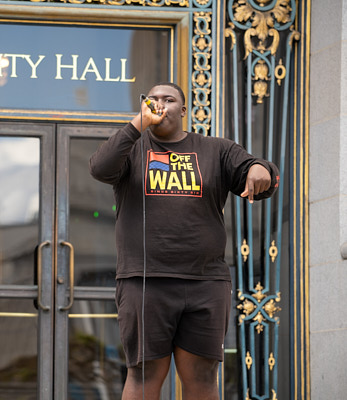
[226,1,300,399]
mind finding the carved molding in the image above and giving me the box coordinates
[191,11,212,135]
[31,0,190,5]
[28,0,213,6]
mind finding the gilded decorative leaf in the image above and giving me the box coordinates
[254,62,269,80]
[225,23,237,51]
[266,14,275,28]
[279,0,291,8]
[234,4,254,23]
[269,29,280,55]
[233,0,294,58]
[253,14,269,42]
[272,2,291,24]
[244,28,256,59]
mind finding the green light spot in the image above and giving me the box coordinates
[94,211,99,218]
[112,205,116,212]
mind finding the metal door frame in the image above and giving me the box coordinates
[0,122,55,399]
[54,124,121,397]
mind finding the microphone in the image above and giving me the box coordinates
[141,94,157,114]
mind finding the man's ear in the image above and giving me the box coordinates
[181,106,187,117]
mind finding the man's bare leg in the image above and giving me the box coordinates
[121,355,171,400]
[174,346,219,400]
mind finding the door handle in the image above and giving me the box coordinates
[37,240,51,311]
[59,241,75,311]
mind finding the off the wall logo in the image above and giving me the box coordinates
[145,150,203,197]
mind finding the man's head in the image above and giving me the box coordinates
[151,82,186,105]
[146,82,187,142]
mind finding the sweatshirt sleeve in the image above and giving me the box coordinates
[89,122,141,185]
[222,139,280,201]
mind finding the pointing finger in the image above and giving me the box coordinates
[241,182,249,198]
[247,181,254,204]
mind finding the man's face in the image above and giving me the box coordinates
[147,85,186,139]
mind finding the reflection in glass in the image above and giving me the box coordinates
[223,351,238,400]
[224,285,239,400]
[0,300,38,399]
[0,137,40,285]
[68,300,124,400]
[0,55,9,87]
[69,138,117,288]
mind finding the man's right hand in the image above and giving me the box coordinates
[131,100,167,132]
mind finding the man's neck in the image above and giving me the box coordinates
[150,130,187,143]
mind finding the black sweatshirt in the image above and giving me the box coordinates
[89,123,279,281]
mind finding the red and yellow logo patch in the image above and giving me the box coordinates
[145,150,203,197]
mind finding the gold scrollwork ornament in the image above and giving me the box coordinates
[241,239,250,262]
[225,22,237,51]
[254,60,269,81]
[271,389,278,400]
[245,351,253,370]
[237,299,256,316]
[252,80,269,103]
[263,299,281,318]
[192,11,212,135]
[233,0,292,58]
[196,36,208,51]
[254,312,265,333]
[126,0,145,4]
[252,282,266,302]
[195,0,210,4]
[253,59,270,103]
[268,352,276,371]
[275,59,286,86]
[164,0,189,6]
[195,108,207,122]
[193,12,212,36]
[195,72,209,87]
[269,239,278,262]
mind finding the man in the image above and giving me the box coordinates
[89,82,279,400]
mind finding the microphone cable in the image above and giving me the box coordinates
[139,95,147,400]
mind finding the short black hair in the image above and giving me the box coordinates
[151,82,186,105]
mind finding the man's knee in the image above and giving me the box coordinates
[174,347,219,386]
[126,364,143,385]
[190,358,219,385]
[127,357,171,386]
[122,359,171,400]
[176,356,219,400]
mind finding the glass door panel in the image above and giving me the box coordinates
[0,123,55,400]
[56,125,124,398]
[68,301,124,400]
[0,300,38,400]
[0,136,40,286]
[69,138,117,289]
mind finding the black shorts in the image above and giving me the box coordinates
[115,277,232,368]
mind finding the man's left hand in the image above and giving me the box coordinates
[241,164,271,204]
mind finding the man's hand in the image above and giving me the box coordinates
[241,164,271,204]
[131,100,167,132]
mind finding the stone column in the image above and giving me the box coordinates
[309,0,347,398]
